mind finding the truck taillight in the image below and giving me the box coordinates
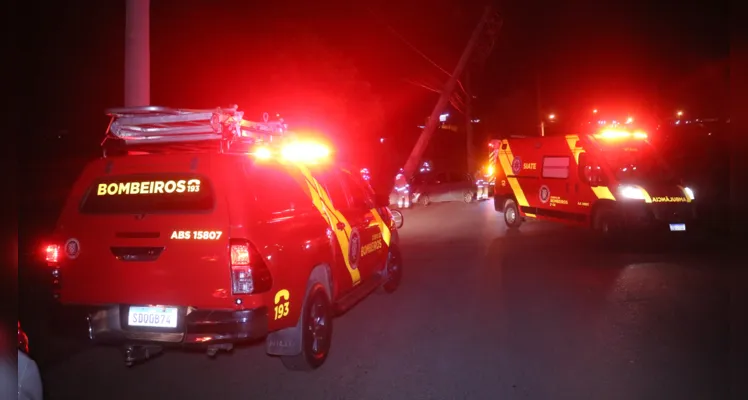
[230,239,272,295]
[45,244,60,265]
[18,322,29,354]
[45,244,63,298]
[230,243,251,266]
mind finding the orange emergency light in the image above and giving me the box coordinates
[594,128,647,140]
[250,141,332,164]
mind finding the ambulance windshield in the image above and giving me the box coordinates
[600,144,675,184]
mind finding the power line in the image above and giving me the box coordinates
[402,79,466,114]
[403,79,440,94]
[366,7,468,95]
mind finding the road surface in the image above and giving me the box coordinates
[23,201,743,399]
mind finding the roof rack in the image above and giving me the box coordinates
[102,105,288,156]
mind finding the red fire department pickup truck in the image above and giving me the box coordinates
[44,106,403,370]
[489,127,696,234]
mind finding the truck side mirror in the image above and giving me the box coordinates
[375,192,391,208]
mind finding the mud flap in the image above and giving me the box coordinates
[265,322,302,356]
[267,265,332,356]
[494,195,504,212]
[266,281,311,356]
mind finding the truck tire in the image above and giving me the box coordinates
[280,282,333,371]
[463,191,473,203]
[421,194,431,206]
[390,209,404,230]
[381,245,403,294]
[504,199,522,229]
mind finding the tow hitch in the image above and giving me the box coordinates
[124,345,163,367]
[206,343,233,357]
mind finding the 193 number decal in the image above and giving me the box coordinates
[274,303,290,320]
[273,289,290,320]
[170,230,223,240]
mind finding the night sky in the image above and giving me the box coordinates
[8,0,733,348]
[12,0,730,275]
[25,0,728,161]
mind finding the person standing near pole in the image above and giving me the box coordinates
[473,169,488,200]
[393,168,411,208]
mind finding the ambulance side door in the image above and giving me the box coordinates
[576,152,611,223]
[539,155,578,222]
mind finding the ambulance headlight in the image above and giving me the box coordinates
[618,185,646,200]
[683,187,695,200]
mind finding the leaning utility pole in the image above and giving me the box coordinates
[125,0,150,106]
[400,5,495,181]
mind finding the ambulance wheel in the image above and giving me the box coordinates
[281,283,332,371]
[421,194,431,206]
[593,208,620,237]
[463,191,473,203]
[504,199,522,229]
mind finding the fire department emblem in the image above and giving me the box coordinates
[65,238,81,259]
[539,185,550,204]
[349,228,361,270]
[511,156,522,175]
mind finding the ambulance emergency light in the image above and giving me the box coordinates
[593,128,648,140]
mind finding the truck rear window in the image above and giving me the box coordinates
[79,174,214,214]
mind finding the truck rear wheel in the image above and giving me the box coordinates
[381,245,403,293]
[504,199,522,229]
[280,282,332,371]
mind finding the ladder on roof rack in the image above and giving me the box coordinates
[102,105,288,155]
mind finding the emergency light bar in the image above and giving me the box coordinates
[250,141,332,164]
[103,105,287,149]
[593,128,647,140]
[103,105,333,164]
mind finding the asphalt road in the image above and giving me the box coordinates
[24,200,744,400]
